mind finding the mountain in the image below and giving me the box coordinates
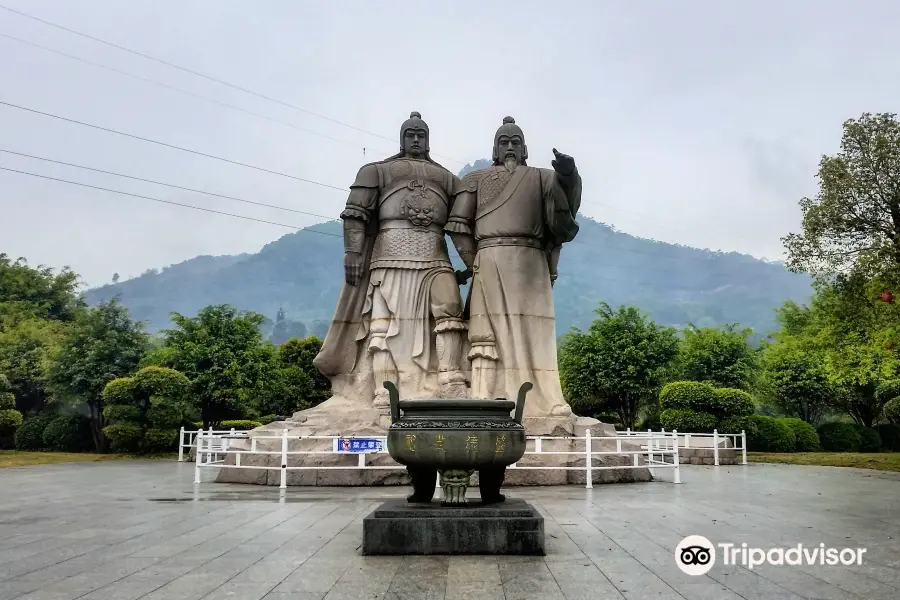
[84,160,812,339]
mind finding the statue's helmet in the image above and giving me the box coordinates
[492,116,528,164]
[400,111,429,152]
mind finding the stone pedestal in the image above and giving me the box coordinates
[361,498,544,555]
[213,396,652,486]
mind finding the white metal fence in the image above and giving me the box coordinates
[618,428,748,466]
[189,428,687,489]
[179,426,748,468]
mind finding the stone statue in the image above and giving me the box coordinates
[313,112,469,409]
[446,116,582,417]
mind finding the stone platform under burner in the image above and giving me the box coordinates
[362,498,545,556]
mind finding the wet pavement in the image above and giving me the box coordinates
[1,460,898,599]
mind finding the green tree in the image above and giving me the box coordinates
[675,324,759,390]
[47,299,148,451]
[760,340,832,425]
[0,254,84,415]
[279,336,329,405]
[0,318,68,415]
[159,304,274,427]
[0,253,83,323]
[559,303,679,428]
[782,112,900,280]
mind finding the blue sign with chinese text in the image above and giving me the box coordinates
[334,437,384,453]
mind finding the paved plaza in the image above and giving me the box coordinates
[0,461,898,600]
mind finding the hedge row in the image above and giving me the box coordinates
[14,413,94,452]
[742,418,895,453]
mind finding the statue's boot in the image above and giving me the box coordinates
[369,292,396,410]
[469,343,498,400]
[435,317,467,398]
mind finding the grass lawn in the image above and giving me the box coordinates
[748,452,900,472]
[0,451,176,468]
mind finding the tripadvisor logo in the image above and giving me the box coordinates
[675,536,867,575]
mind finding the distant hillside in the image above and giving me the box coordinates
[84,160,812,338]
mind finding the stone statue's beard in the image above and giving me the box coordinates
[503,156,518,173]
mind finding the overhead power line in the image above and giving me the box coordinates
[0,165,340,237]
[0,148,337,220]
[2,151,766,277]
[0,100,350,192]
[0,32,387,154]
[0,4,463,164]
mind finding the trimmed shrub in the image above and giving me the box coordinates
[660,381,717,412]
[853,425,882,452]
[101,377,138,404]
[883,397,900,424]
[219,420,263,431]
[0,409,23,449]
[660,409,716,433]
[0,409,22,430]
[817,422,861,452]
[747,415,796,452]
[142,428,178,453]
[147,399,184,429]
[876,424,900,451]
[875,380,900,403]
[718,416,758,437]
[42,414,93,452]
[777,418,821,452]
[714,388,755,419]
[14,412,55,450]
[258,414,277,426]
[103,423,143,453]
[102,405,142,423]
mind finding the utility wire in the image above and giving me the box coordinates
[2,152,766,278]
[0,149,337,220]
[1,144,767,266]
[0,100,350,192]
[0,32,390,155]
[0,165,341,237]
[0,4,463,164]
[0,32,759,235]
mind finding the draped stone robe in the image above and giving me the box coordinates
[314,156,463,404]
[446,164,581,417]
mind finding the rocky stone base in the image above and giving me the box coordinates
[361,498,545,555]
[213,395,653,486]
[680,448,738,465]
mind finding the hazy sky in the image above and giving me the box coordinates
[3,0,900,288]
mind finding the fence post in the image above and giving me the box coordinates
[685,433,691,449]
[178,427,185,462]
[193,431,202,484]
[672,429,681,484]
[626,427,631,435]
[535,437,543,454]
[741,430,748,465]
[585,429,593,489]
[647,430,654,468]
[713,429,719,466]
[358,452,365,469]
[207,426,214,463]
[435,472,442,501]
[280,429,288,489]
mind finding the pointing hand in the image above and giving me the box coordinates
[551,148,575,175]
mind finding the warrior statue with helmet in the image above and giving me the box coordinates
[313,112,469,408]
[446,116,582,418]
